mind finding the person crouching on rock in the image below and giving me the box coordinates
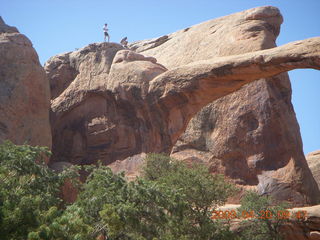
[103,23,110,42]
[120,37,128,48]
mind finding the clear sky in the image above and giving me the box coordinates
[1,0,319,154]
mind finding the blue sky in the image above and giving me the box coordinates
[1,0,319,154]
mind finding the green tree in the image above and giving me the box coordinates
[0,141,79,240]
[99,179,190,240]
[70,154,237,239]
[238,191,289,240]
[0,142,243,240]
[142,153,236,240]
[28,205,93,240]
[74,165,189,239]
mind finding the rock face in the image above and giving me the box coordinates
[0,17,51,148]
[306,150,320,189]
[108,153,146,181]
[131,6,320,205]
[46,44,168,164]
[46,6,320,205]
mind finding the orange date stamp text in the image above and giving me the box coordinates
[211,210,307,220]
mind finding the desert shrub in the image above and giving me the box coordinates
[72,165,189,239]
[0,142,79,240]
[0,141,78,240]
[60,154,237,239]
[0,143,290,240]
[142,153,236,240]
[237,191,289,240]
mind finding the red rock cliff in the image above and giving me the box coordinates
[45,6,320,205]
[0,17,51,149]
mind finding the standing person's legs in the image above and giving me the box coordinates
[104,32,110,42]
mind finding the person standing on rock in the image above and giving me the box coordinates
[103,23,110,42]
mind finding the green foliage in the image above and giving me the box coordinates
[238,191,289,240]
[28,205,93,240]
[142,153,172,181]
[98,180,189,240]
[0,143,292,240]
[142,153,236,239]
[75,164,189,239]
[0,141,79,240]
[57,153,237,239]
[143,153,235,206]
[0,141,56,239]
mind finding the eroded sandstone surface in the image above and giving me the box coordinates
[132,6,320,205]
[0,17,51,148]
[306,150,320,189]
[46,6,320,205]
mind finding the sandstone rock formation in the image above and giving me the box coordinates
[46,6,320,205]
[131,6,320,205]
[0,17,51,148]
[306,150,320,189]
[108,153,146,181]
[46,44,167,164]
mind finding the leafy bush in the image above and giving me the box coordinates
[0,143,292,240]
[74,164,190,239]
[0,141,79,240]
[142,153,236,239]
[237,191,289,240]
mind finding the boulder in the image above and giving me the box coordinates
[0,17,51,149]
[108,153,146,181]
[46,6,320,205]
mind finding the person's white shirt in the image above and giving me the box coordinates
[103,25,108,32]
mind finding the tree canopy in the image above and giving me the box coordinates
[0,142,290,240]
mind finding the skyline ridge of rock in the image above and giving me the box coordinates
[0,16,18,33]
